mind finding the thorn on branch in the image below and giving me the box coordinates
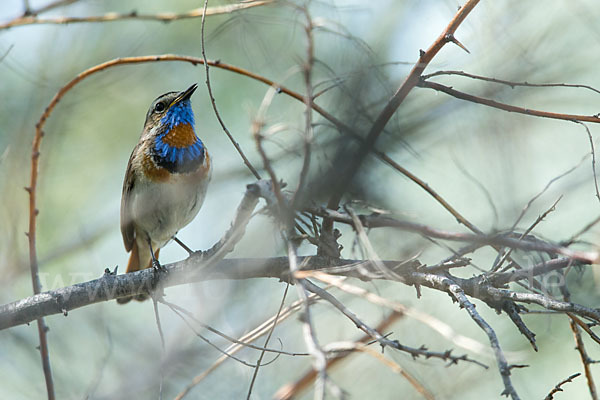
[507,364,529,372]
[103,266,118,276]
[445,33,470,54]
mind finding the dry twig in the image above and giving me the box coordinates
[1,1,272,30]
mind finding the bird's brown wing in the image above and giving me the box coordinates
[120,146,139,252]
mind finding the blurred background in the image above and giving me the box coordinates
[1,0,600,398]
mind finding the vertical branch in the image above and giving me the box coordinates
[291,7,315,209]
[568,317,598,400]
[287,244,329,400]
[200,0,261,180]
[246,283,290,399]
[153,299,166,400]
[562,282,598,399]
[28,76,55,400]
[253,62,332,398]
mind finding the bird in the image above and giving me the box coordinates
[117,83,211,304]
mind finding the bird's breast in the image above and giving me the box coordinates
[131,150,211,245]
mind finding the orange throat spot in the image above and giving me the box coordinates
[162,123,197,148]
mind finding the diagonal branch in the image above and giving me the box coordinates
[322,0,481,233]
[447,282,520,400]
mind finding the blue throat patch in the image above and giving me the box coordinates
[153,99,205,173]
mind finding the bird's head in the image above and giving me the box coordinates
[143,83,198,134]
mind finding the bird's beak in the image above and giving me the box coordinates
[172,83,198,106]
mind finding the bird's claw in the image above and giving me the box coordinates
[152,258,168,273]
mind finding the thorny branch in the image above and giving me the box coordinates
[421,70,600,95]
[562,283,598,399]
[273,312,403,400]
[417,79,600,124]
[447,282,519,400]
[544,373,582,400]
[322,0,481,235]
[1,1,272,30]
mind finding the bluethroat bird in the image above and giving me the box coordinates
[117,83,211,304]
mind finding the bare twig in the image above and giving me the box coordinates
[422,70,600,96]
[27,34,56,400]
[1,1,272,30]
[492,195,562,273]
[562,214,600,246]
[447,282,520,399]
[165,302,275,368]
[162,298,305,358]
[562,285,598,399]
[323,341,435,400]
[246,283,290,399]
[200,0,261,180]
[274,312,402,400]
[417,80,600,124]
[301,278,486,368]
[311,207,599,264]
[24,0,79,16]
[567,313,600,346]
[152,298,166,400]
[288,247,330,400]
[304,270,493,360]
[544,373,581,400]
[290,7,315,209]
[174,293,320,400]
[575,121,600,203]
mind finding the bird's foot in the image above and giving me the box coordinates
[152,258,167,273]
[150,258,169,299]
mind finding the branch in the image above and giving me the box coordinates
[544,373,581,400]
[273,312,402,400]
[447,281,520,399]
[200,0,261,180]
[422,70,600,96]
[311,207,600,264]
[0,257,408,331]
[417,80,600,124]
[322,0,481,233]
[1,1,272,30]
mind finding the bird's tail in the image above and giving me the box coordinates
[116,241,159,304]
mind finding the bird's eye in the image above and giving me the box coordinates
[154,102,165,113]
